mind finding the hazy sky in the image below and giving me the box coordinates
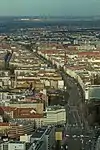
[0,0,100,16]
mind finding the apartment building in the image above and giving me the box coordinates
[43,106,66,125]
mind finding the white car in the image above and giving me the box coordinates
[72,135,77,138]
[66,134,70,137]
[80,135,84,138]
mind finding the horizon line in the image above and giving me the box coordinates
[0,15,100,18]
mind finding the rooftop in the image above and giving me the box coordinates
[89,86,100,101]
[9,141,25,144]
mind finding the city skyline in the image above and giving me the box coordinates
[0,0,100,17]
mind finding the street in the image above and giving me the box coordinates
[36,52,97,150]
[61,69,96,150]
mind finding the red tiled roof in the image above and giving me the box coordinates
[0,122,9,126]
[0,107,4,115]
[14,114,43,118]
[2,106,17,113]
[78,51,100,56]
[2,107,44,119]
[13,108,43,118]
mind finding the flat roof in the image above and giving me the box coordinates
[47,106,65,111]
[9,141,25,144]
[89,86,100,100]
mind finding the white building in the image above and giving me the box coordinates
[8,141,26,150]
[43,106,66,125]
[20,134,31,142]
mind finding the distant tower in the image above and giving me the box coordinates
[64,50,67,66]
[4,50,13,69]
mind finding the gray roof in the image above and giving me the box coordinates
[89,87,100,100]
[31,127,47,138]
